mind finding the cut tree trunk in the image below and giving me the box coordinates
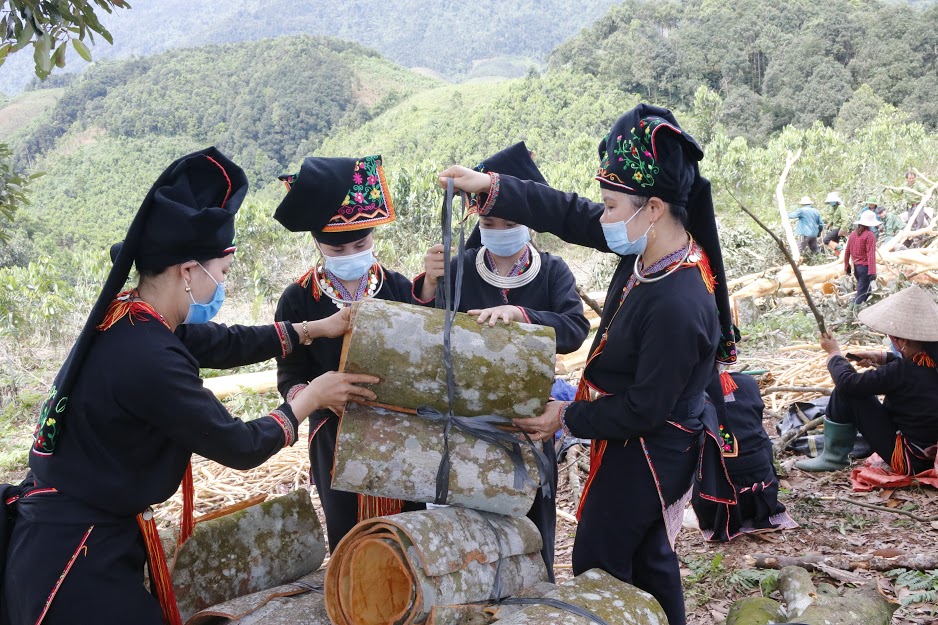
[332,403,540,516]
[340,299,556,418]
[171,489,326,622]
[324,507,547,625]
[776,148,803,265]
[492,569,667,625]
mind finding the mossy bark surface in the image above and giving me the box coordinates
[172,489,326,621]
[341,299,556,418]
[324,507,548,625]
[333,403,539,515]
[186,570,328,625]
[492,569,668,625]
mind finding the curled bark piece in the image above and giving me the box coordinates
[172,489,326,622]
[492,569,668,625]
[324,507,547,625]
[340,298,556,418]
[426,605,494,625]
[332,403,540,516]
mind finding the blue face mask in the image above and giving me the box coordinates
[480,225,530,256]
[184,263,225,324]
[601,201,652,256]
[323,246,375,281]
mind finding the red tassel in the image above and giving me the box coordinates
[720,370,738,396]
[576,439,607,521]
[178,463,195,546]
[694,245,717,294]
[912,352,936,369]
[137,513,183,625]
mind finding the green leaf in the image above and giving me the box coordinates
[13,21,35,52]
[54,42,67,68]
[0,44,12,66]
[33,37,52,75]
[72,38,92,62]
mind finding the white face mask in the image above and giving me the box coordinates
[322,246,375,281]
[480,225,530,256]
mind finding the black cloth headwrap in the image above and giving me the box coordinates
[595,103,702,207]
[32,147,246,456]
[467,141,548,248]
[274,155,394,245]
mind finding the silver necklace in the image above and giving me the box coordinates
[633,243,694,284]
[475,244,542,289]
[316,265,384,309]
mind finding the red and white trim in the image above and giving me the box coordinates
[274,321,293,358]
[268,409,297,447]
[286,383,308,402]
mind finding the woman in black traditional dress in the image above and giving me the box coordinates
[2,148,378,625]
[273,155,425,553]
[413,142,590,580]
[437,105,737,625]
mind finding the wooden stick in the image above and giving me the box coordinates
[816,495,938,523]
[726,187,828,335]
[776,148,803,264]
[194,493,268,524]
[773,415,824,455]
[881,174,938,253]
[750,552,938,573]
[575,284,603,317]
[762,385,831,396]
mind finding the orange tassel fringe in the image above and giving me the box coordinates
[694,246,717,294]
[137,513,183,625]
[97,290,168,332]
[890,432,909,476]
[912,352,936,368]
[179,463,195,545]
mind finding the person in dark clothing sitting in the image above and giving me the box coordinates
[692,371,798,541]
[798,286,938,474]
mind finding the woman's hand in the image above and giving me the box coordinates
[419,244,447,302]
[315,308,352,339]
[468,305,525,327]
[513,401,563,443]
[848,350,885,367]
[820,332,842,357]
[438,165,491,194]
[289,372,379,421]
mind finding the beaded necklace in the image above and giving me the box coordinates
[317,263,383,309]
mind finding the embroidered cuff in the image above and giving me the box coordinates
[274,321,295,358]
[515,306,531,323]
[478,172,500,216]
[411,272,436,305]
[269,405,299,447]
[286,383,308,402]
[558,401,574,438]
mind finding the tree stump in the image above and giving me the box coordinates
[340,299,556,418]
[171,489,326,622]
[332,403,540,516]
[324,507,548,625]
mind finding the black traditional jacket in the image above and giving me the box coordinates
[412,248,590,355]
[29,315,300,518]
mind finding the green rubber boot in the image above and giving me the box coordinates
[796,419,856,472]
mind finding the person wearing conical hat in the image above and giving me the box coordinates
[843,210,880,311]
[436,104,737,625]
[822,192,850,250]
[797,286,938,473]
[2,149,379,625]
[413,142,590,581]
[788,196,824,258]
[272,155,426,553]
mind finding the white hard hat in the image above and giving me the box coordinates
[855,210,881,227]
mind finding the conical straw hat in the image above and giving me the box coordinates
[858,285,938,341]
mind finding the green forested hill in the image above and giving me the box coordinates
[550,0,938,142]
[0,0,619,94]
